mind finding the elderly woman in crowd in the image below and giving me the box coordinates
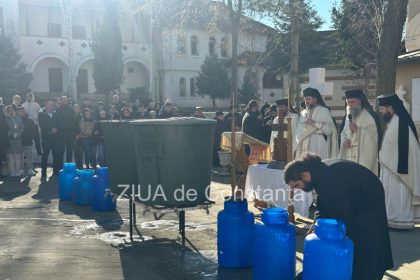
[5,105,24,177]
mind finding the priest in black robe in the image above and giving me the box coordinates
[284,152,393,280]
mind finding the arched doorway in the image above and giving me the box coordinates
[31,56,69,99]
[121,60,150,103]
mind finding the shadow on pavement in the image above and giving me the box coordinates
[0,176,31,201]
[58,199,124,231]
[118,238,252,280]
[31,176,59,204]
[389,227,420,272]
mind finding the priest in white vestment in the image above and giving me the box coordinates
[294,87,339,217]
[269,99,299,155]
[378,94,420,229]
[339,89,382,175]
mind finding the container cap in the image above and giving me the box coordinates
[315,218,346,239]
[78,169,95,177]
[262,208,288,225]
[96,167,108,176]
[63,162,76,171]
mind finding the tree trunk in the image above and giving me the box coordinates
[376,0,408,97]
[289,0,301,107]
[228,0,242,196]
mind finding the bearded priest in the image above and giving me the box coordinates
[339,89,382,175]
[378,94,420,229]
[294,87,338,217]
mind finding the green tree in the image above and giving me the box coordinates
[252,0,328,105]
[196,55,231,109]
[238,75,257,104]
[332,0,408,97]
[91,0,123,106]
[0,34,32,103]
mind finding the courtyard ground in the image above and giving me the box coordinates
[0,168,419,280]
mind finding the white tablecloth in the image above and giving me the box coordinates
[244,164,288,208]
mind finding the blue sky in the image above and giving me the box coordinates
[312,0,337,30]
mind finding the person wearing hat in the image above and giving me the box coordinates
[213,111,225,166]
[269,99,299,155]
[338,89,382,175]
[158,100,174,119]
[294,87,338,218]
[192,106,206,119]
[378,94,420,229]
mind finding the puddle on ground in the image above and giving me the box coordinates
[140,220,178,229]
[95,231,153,246]
[70,223,100,235]
[69,222,153,247]
[140,219,214,232]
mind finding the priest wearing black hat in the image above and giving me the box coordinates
[339,89,382,175]
[294,87,338,218]
[378,94,420,229]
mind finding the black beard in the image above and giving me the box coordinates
[382,112,393,123]
[302,183,314,192]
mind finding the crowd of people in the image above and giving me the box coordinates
[0,93,218,179]
[0,93,256,179]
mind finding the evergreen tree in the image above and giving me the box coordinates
[238,75,257,104]
[261,0,328,72]
[0,34,32,103]
[196,55,231,109]
[91,0,123,105]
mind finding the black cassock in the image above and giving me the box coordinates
[311,159,393,280]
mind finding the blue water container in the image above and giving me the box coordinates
[92,167,116,211]
[254,208,296,280]
[217,198,254,268]
[303,218,354,280]
[73,169,94,206]
[59,163,77,200]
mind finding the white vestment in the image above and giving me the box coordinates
[22,101,41,125]
[294,105,339,217]
[339,109,379,175]
[269,112,299,155]
[379,115,420,229]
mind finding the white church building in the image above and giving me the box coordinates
[0,0,284,109]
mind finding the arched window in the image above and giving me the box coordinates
[263,72,283,89]
[177,35,186,55]
[190,78,197,97]
[190,35,199,56]
[179,78,187,97]
[221,37,229,57]
[209,37,216,56]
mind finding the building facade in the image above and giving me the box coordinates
[0,0,284,109]
[397,0,420,132]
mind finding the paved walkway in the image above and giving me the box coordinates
[0,169,419,279]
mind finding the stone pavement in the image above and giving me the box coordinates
[0,169,419,280]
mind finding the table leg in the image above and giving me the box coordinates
[179,210,185,247]
[129,197,133,241]
[133,202,137,226]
